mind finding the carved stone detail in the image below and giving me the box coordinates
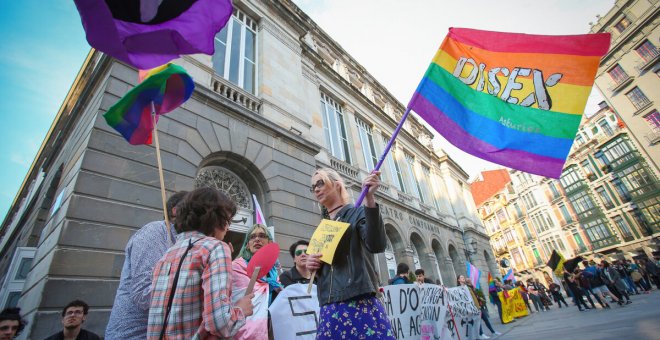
[195,167,251,209]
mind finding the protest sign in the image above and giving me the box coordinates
[307,219,350,264]
[382,284,480,340]
[499,287,528,322]
[269,284,321,340]
[443,286,481,340]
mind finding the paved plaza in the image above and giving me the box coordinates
[483,290,660,340]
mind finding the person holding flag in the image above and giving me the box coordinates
[488,273,504,324]
[306,168,393,339]
[458,275,501,339]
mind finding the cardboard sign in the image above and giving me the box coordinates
[269,284,321,340]
[307,219,350,264]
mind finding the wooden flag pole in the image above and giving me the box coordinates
[246,266,261,295]
[307,271,316,294]
[151,102,171,245]
[354,107,412,207]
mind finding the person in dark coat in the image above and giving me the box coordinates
[279,240,313,287]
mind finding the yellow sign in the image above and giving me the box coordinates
[308,219,350,264]
[498,287,529,323]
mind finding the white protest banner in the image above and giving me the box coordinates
[443,286,481,340]
[269,283,321,340]
[382,284,449,340]
[382,284,481,340]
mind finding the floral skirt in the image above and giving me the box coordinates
[317,294,395,340]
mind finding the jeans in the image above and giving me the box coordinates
[479,309,496,335]
[570,289,590,310]
[551,292,568,307]
[529,294,543,312]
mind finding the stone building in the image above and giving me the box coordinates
[589,0,659,174]
[0,1,492,337]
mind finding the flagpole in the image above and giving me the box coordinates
[151,102,171,245]
[355,107,412,207]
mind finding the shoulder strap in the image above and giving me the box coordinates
[159,238,200,340]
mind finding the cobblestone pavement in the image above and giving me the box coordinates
[480,290,660,340]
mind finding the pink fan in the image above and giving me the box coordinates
[246,243,280,294]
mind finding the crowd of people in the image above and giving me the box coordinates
[3,165,658,339]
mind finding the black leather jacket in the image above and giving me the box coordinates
[315,204,386,305]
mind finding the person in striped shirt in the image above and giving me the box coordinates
[147,187,254,339]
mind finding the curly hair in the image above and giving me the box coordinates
[175,187,237,236]
[0,308,27,336]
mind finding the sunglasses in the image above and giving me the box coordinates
[310,179,326,192]
[249,232,269,241]
[295,249,307,256]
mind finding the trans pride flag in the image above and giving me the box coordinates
[409,28,610,178]
[466,262,481,289]
[503,268,515,283]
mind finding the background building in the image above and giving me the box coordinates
[472,101,660,283]
[589,0,659,173]
[0,1,493,337]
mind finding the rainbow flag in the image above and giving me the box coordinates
[104,63,194,145]
[409,28,610,178]
[488,272,497,303]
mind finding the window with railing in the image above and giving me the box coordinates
[213,9,257,93]
[613,215,634,241]
[581,159,595,178]
[608,64,629,84]
[618,163,657,197]
[403,153,424,202]
[421,165,438,209]
[573,233,587,252]
[559,203,573,224]
[601,136,634,168]
[636,40,658,63]
[569,190,597,218]
[583,218,617,249]
[575,134,585,146]
[614,16,631,33]
[356,117,377,171]
[320,93,351,163]
[611,179,631,202]
[560,166,583,192]
[625,87,651,110]
[521,220,533,239]
[549,182,561,199]
[599,119,614,137]
[595,186,615,210]
[644,110,660,133]
[636,197,659,231]
[380,135,399,190]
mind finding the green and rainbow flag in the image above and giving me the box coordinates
[409,28,610,178]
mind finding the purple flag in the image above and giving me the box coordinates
[74,0,233,69]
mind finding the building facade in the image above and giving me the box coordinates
[0,1,493,337]
[590,0,659,174]
[472,102,660,283]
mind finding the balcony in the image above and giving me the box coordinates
[644,131,660,145]
[330,157,359,178]
[608,75,633,93]
[211,76,261,113]
[576,245,588,254]
[634,53,659,73]
[632,100,653,116]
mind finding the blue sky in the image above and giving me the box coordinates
[0,2,88,219]
[0,1,616,220]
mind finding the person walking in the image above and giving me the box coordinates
[458,275,501,340]
[526,279,544,312]
[306,168,394,339]
[603,261,632,305]
[563,269,591,312]
[548,281,569,308]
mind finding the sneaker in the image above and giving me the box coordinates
[626,300,632,304]
[493,332,503,336]
[479,335,491,339]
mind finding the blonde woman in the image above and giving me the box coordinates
[306,168,394,339]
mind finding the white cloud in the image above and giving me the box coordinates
[293,0,615,176]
